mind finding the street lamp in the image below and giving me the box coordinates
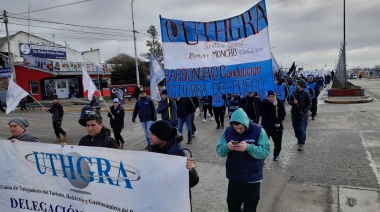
[280,56,290,68]
[131,0,140,86]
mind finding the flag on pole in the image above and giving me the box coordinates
[6,79,29,114]
[150,53,165,101]
[288,62,296,77]
[82,66,98,101]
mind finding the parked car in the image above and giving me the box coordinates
[349,74,358,79]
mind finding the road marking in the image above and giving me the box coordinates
[359,130,380,187]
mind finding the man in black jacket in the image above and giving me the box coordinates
[108,98,125,148]
[260,91,286,161]
[78,114,119,148]
[176,97,195,144]
[288,79,312,151]
[240,91,261,124]
[47,98,68,142]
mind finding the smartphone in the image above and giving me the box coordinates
[231,141,239,145]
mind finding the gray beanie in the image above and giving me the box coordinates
[297,79,307,88]
[9,117,29,130]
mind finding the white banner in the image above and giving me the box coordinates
[6,80,29,114]
[0,141,190,212]
[150,54,165,101]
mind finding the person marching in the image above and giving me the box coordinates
[108,98,125,148]
[240,91,261,124]
[47,98,68,142]
[306,75,320,120]
[26,91,36,112]
[212,93,226,129]
[260,91,286,161]
[274,78,287,106]
[157,90,177,127]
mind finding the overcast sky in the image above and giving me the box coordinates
[0,0,379,70]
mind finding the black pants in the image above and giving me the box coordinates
[53,120,66,138]
[191,113,196,133]
[20,106,27,111]
[265,127,283,157]
[310,99,318,117]
[113,127,124,145]
[203,105,213,119]
[213,106,225,127]
[227,181,261,212]
[0,104,5,113]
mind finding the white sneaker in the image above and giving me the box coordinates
[207,113,211,117]
[193,131,197,137]
[202,119,206,123]
[211,117,214,121]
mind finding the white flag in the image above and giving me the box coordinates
[82,66,98,101]
[6,79,29,114]
[150,53,165,101]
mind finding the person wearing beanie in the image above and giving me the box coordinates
[260,91,286,161]
[287,78,312,151]
[148,120,199,209]
[108,98,125,148]
[7,117,40,142]
[157,90,177,127]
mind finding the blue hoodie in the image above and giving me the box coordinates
[216,108,270,183]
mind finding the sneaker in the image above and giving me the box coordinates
[312,117,315,120]
[216,126,221,129]
[187,140,192,144]
[54,137,61,142]
[63,134,68,141]
[221,125,224,129]
[298,145,304,151]
[273,156,279,161]
[211,117,214,121]
[202,118,206,123]
[207,113,211,117]
[193,131,197,137]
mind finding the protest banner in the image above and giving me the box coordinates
[160,0,274,99]
[0,141,190,212]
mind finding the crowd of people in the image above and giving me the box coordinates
[3,73,327,211]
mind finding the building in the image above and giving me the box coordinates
[0,31,113,101]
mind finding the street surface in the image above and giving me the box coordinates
[1,78,380,211]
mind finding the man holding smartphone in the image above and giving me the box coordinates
[216,108,270,212]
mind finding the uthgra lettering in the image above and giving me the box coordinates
[163,2,267,43]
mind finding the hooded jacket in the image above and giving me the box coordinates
[216,108,270,183]
[108,104,125,129]
[260,98,286,130]
[7,131,40,142]
[78,126,118,148]
[157,97,177,126]
[132,96,157,122]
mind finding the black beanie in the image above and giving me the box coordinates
[150,120,173,141]
[161,90,167,95]
[298,79,307,88]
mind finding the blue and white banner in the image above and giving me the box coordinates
[0,141,190,212]
[20,43,67,60]
[150,53,165,101]
[160,0,274,99]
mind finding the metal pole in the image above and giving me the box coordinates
[343,0,347,88]
[131,0,140,86]
[3,10,15,81]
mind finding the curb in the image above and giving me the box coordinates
[20,107,134,112]
[324,97,373,104]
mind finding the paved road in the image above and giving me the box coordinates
[1,81,380,211]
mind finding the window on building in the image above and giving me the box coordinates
[102,78,109,89]
[92,79,100,89]
[30,81,39,94]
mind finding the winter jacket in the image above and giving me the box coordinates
[226,95,241,117]
[47,103,64,121]
[132,97,157,122]
[176,97,195,118]
[240,96,261,123]
[260,99,286,130]
[200,96,212,106]
[108,105,125,129]
[7,131,40,142]
[157,97,177,126]
[288,89,312,115]
[216,108,270,183]
[148,128,199,188]
[78,126,118,148]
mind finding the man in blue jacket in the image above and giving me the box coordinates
[216,108,270,212]
[132,91,157,149]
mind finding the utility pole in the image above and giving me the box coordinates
[131,0,140,86]
[3,10,15,81]
[343,0,347,88]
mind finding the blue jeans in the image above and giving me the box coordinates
[291,114,308,145]
[141,121,153,145]
[178,115,192,141]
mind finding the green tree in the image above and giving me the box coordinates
[140,25,163,60]
[106,53,148,85]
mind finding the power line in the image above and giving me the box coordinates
[12,0,92,15]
